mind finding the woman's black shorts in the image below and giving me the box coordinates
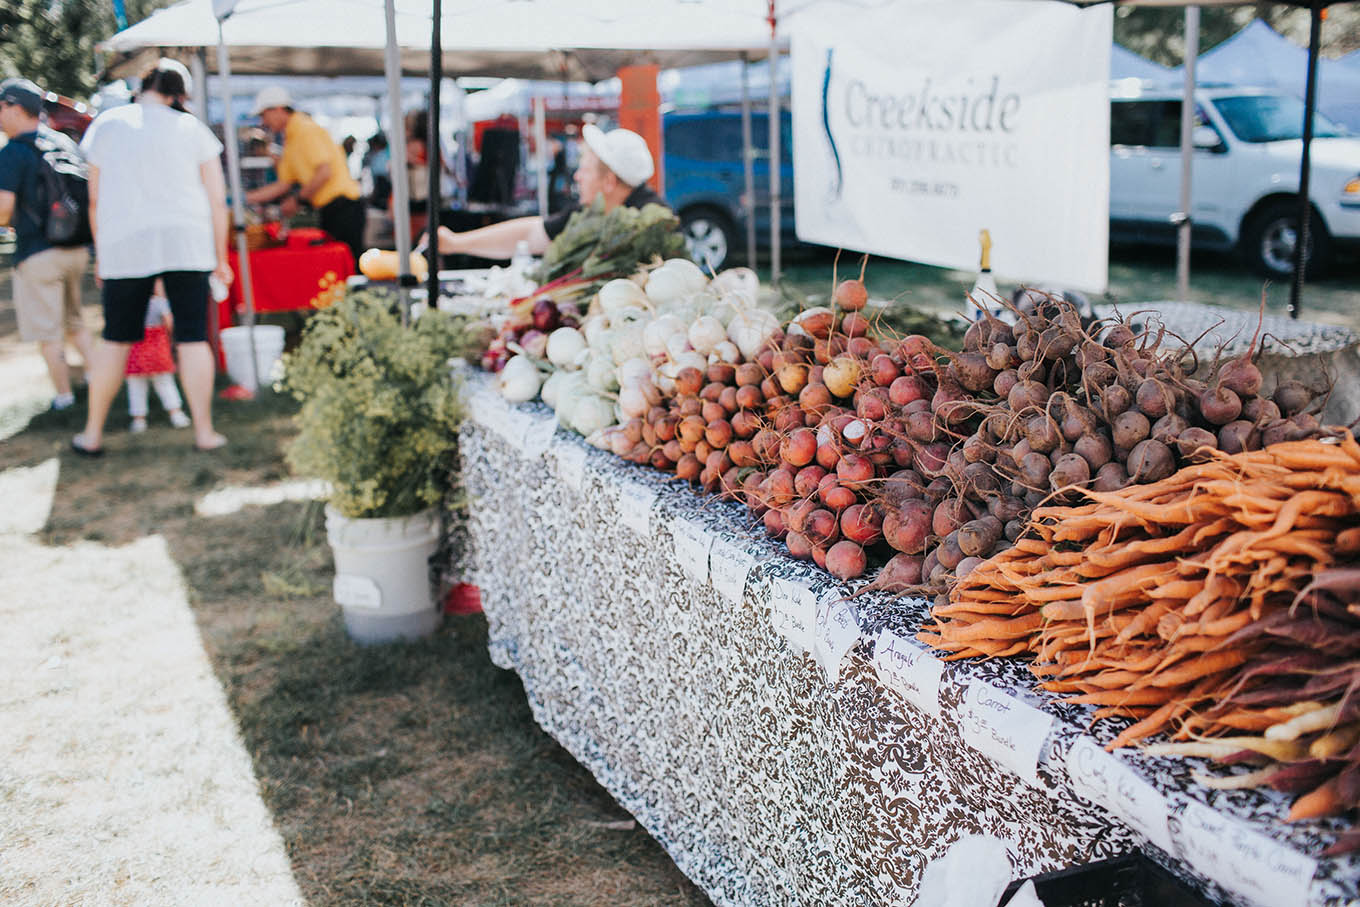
[101,270,210,343]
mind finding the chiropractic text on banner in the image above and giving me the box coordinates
[789,1,1113,293]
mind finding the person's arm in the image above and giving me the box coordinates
[0,190,14,227]
[244,179,293,206]
[86,166,98,243]
[434,216,550,259]
[199,158,233,286]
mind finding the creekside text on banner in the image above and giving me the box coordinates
[789,1,1113,293]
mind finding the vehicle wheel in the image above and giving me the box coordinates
[680,207,736,272]
[1240,199,1332,280]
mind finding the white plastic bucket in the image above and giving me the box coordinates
[221,325,285,391]
[325,506,441,644]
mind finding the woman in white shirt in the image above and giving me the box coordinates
[72,59,232,455]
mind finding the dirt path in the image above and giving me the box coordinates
[0,294,305,905]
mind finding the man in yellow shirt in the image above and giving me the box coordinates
[245,86,365,266]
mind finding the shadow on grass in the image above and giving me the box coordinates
[5,384,711,906]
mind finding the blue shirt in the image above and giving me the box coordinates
[0,127,51,264]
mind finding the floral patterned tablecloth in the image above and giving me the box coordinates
[452,371,1359,907]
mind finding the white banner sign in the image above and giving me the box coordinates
[790,1,1113,292]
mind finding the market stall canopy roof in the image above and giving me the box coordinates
[99,0,782,82]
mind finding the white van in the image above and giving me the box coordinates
[1109,84,1360,278]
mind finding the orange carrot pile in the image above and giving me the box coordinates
[920,434,1360,838]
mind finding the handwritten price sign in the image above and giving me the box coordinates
[813,596,860,681]
[960,681,1054,787]
[1066,737,1173,854]
[555,444,587,491]
[617,481,659,536]
[1176,800,1316,907]
[521,415,558,459]
[770,578,817,654]
[710,538,755,606]
[872,629,944,719]
[671,517,713,583]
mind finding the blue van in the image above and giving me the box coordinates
[662,109,795,270]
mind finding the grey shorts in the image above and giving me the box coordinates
[12,246,89,343]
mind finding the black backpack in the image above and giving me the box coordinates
[13,130,92,247]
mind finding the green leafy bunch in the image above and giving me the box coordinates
[281,291,471,519]
[531,197,689,294]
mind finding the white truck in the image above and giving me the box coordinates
[1110,84,1360,278]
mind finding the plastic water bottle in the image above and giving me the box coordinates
[510,240,533,280]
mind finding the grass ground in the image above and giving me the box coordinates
[2,387,709,906]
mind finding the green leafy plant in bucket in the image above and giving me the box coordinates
[281,291,473,519]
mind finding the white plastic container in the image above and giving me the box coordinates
[325,505,441,644]
[221,324,285,391]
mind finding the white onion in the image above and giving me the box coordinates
[570,394,616,436]
[546,327,587,370]
[663,331,691,361]
[581,313,609,348]
[586,354,619,393]
[710,267,758,305]
[645,258,708,306]
[497,355,542,403]
[616,356,652,389]
[709,340,740,364]
[655,360,679,395]
[687,315,726,356]
[673,351,707,374]
[727,308,780,360]
[597,278,648,314]
[618,383,649,419]
[643,314,686,359]
[540,369,569,408]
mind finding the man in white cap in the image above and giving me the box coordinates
[433,124,667,260]
[245,85,365,266]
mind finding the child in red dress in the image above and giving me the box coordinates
[125,287,191,432]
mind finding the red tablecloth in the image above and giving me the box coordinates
[218,227,354,331]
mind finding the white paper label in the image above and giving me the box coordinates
[482,400,528,450]
[333,574,382,610]
[710,538,755,606]
[521,415,558,459]
[814,596,860,681]
[618,481,658,536]
[1176,800,1317,907]
[872,629,944,719]
[960,682,1054,787]
[555,444,587,492]
[770,577,817,654]
[671,517,713,584]
[1065,737,1174,855]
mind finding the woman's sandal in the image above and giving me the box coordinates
[194,433,228,452]
[70,434,104,458]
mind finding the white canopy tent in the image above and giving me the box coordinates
[101,0,785,303]
[101,0,780,81]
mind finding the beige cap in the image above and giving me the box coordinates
[252,85,292,115]
[582,124,654,188]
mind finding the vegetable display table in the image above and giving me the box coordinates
[452,370,1359,907]
[219,227,354,330]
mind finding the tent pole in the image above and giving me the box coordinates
[740,53,756,268]
[216,19,259,390]
[535,95,549,217]
[383,0,412,321]
[427,0,442,312]
[767,1,780,285]
[1175,6,1199,303]
[191,50,208,125]
[1289,2,1322,320]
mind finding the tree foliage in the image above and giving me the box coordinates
[1116,4,1360,68]
[0,0,174,99]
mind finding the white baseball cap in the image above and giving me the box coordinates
[252,85,292,115]
[582,124,654,188]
